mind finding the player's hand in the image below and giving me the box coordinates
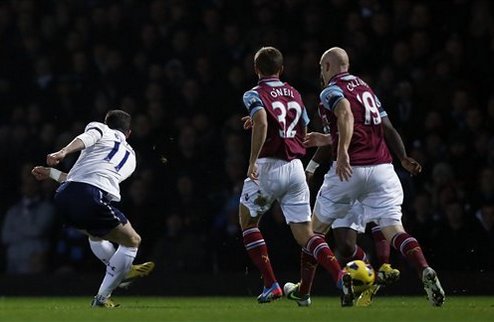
[241,116,253,130]
[247,162,259,180]
[401,156,422,176]
[303,132,331,147]
[335,151,352,181]
[47,149,66,166]
[31,166,51,181]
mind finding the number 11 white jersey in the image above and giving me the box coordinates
[66,122,136,202]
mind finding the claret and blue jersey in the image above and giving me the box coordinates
[319,72,392,166]
[243,77,310,161]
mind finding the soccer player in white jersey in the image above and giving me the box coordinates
[32,110,154,308]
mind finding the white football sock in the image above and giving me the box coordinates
[97,245,138,298]
[89,239,116,265]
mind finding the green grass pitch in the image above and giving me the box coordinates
[0,296,493,322]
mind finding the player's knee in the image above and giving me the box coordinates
[289,223,313,246]
[239,207,259,230]
[337,240,355,259]
[127,233,141,248]
[291,233,308,247]
[239,215,253,230]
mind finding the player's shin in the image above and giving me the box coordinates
[89,238,116,265]
[391,232,428,274]
[305,234,341,283]
[242,227,277,287]
[299,247,318,295]
[96,245,137,299]
[372,226,391,265]
[340,245,367,265]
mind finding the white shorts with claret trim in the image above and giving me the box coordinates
[315,162,403,229]
[331,202,366,233]
[240,158,311,224]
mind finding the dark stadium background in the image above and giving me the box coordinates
[0,0,492,296]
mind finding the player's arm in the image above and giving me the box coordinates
[303,132,332,147]
[242,90,267,180]
[305,106,332,180]
[31,166,67,183]
[302,103,334,148]
[382,116,422,176]
[47,123,104,166]
[305,145,332,183]
[247,109,268,180]
[307,85,341,148]
[47,138,85,166]
[334,98,353,181]
[300,106,309,138]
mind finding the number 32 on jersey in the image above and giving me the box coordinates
[272,101,302,138]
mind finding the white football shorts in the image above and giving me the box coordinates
[331,202,366,233]
[240,158,311,224]
[315,162,403,228]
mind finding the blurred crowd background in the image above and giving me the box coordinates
[0,0,493,279]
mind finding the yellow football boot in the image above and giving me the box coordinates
[91,296,120,308]
[377,263,400,285]
[356,284,380,307]
[118,261,155,288]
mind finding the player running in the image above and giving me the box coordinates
[32,110,154,308]
[296,100,409,306]
[239,46,354,306]
[284,47,445,307]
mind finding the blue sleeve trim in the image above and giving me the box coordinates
[374,94,387,117]
[329,96,345,111]
[243,90,264,116]
[301,108,310,126]
[320,85,344,111]
[250,106,264,117]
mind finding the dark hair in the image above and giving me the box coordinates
[104,110,131,133]
[254,46,283,76]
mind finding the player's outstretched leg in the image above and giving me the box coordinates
[422,267,445,307]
